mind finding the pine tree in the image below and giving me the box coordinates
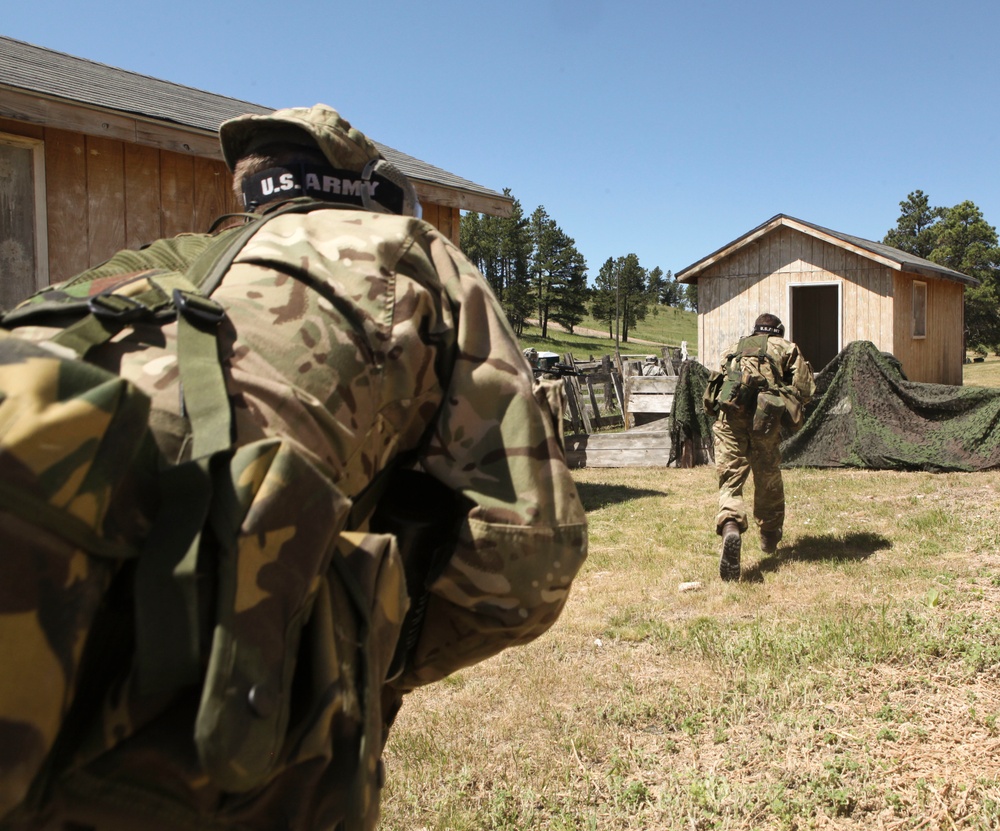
[658,269,681,307]
[589,254,649,343]
[930,201,1000,353]
[616,253,647,342]
[548,241,589,333]
[529,206,588,337]
[591,257,618,338]
[884,192,1000,352]
[459,191,534,335]
[883,190,946,259]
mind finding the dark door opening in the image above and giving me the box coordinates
[789,284,840,372]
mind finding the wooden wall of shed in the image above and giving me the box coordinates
[46,130,236,283]
[421,201,460,246]
[696,227,896,367]
[2,114,465,287]
[0,117,238,284]
[891,271,964,385]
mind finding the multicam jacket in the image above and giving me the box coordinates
[0,200,588,831]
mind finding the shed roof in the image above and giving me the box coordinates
[0,35,512,215]
[676,213,979,287]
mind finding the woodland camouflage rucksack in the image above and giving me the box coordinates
[707,334,788,434]
[0,201,414,831]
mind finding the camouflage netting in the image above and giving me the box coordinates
[668,359,716,467]
[669,340,1000,472]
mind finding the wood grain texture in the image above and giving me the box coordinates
[44,128,88,282]
[86,135,126,265]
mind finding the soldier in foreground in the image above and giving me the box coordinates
[703,313,814,581]
[0,105,587,830]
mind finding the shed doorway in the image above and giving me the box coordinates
[789,283,841,372]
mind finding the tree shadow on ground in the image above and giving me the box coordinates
[575,482,668,512]
[740,532,892,583]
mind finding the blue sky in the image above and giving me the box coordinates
[6,0,999,280]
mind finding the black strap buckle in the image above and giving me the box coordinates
[173,289,226,326]
[88,293,148,323]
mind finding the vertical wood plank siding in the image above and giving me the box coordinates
[892,272,964,384]
[43,128,89,282]
[124,144,161,250]
[421,202,461,246]
[86,135,126,259]
[3,117,467,287]
[159,152,196,240]
[696,227,962,384]
[39,130,240,282]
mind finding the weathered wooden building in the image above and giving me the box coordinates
[676,214,977,385]
[0,35,513,310]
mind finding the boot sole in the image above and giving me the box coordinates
[720,532,742,581]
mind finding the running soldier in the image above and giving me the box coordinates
[704,313,814,581]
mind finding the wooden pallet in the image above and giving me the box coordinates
[564,421,672,468]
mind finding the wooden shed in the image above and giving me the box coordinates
[676,214,978,385]
[0,35,513,310]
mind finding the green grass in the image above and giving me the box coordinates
[380,467,1000,830]
[519,304,698,359]
[964,354,1000,388]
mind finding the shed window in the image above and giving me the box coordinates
[0,133,47,310]
[912,281,927,338]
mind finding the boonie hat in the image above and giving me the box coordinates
[219,104,383,173]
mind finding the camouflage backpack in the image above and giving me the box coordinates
[0,201,417,831]
[707,334,787,434]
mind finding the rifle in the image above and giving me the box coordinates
[532,363,583,379]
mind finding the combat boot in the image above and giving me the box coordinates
[719,520,742,582]
[760,529,782,554]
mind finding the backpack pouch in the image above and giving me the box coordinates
[194,438,351,791]
[0,333,158,822]
[752,390,786,435]
[193,438,407,821]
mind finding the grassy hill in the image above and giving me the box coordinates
[519,304,698,359]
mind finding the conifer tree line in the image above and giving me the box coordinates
[460,190,695,342]
[883,190,1000,354]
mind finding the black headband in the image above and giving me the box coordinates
[241,162,407,214]
[754,323,783,336]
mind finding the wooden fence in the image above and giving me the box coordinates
[556,346,688,468]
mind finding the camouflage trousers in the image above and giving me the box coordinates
[713,411,784,535]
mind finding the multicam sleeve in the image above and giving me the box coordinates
[786,342,816,405]
[395,231,588,689]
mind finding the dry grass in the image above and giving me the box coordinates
[964,355,1000,389]
[379,466,1000,830]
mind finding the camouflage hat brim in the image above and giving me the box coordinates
[219,104,383,173]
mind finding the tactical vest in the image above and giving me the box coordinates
[0,200,413,831]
